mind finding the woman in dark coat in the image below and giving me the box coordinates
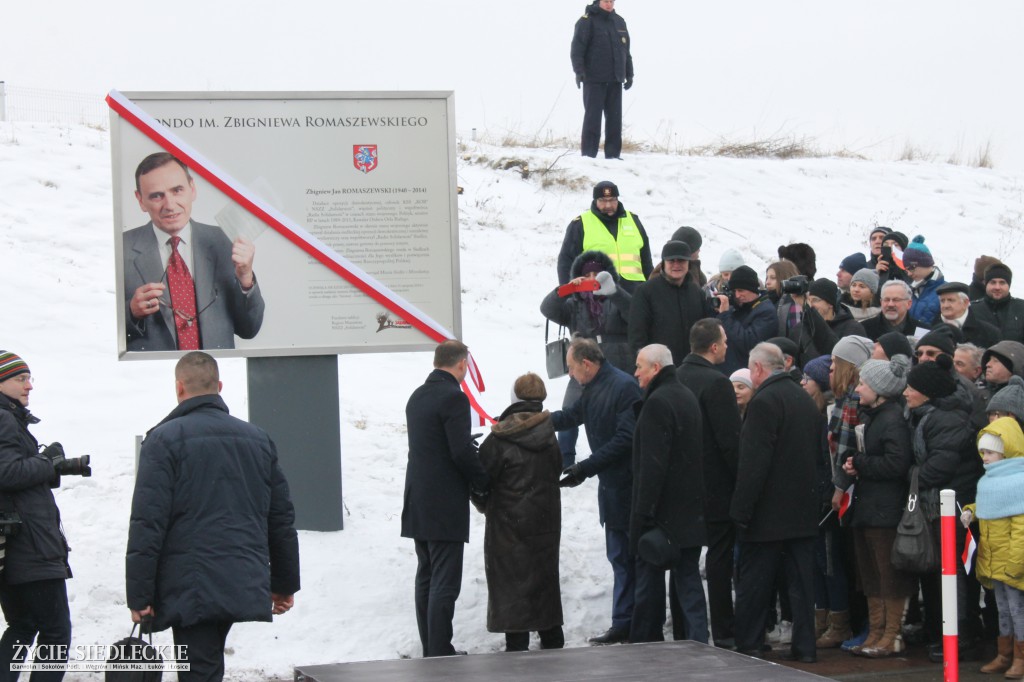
[903,355,985,656]
[477,373,564,651]
[541,250,633,466]
[842,355,915,657]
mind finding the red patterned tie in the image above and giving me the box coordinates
[167,236,200,350]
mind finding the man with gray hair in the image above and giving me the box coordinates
[954,343,985,385]
[552,337,642,644]
[731,342,822,662]
[629,344,708,644]
[935,282,1000,349]
[862,280,929,341]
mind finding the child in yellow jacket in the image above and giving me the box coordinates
[962,417,1024,678]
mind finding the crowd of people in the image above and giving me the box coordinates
[403,177,1024,676]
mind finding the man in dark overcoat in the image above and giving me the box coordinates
[730,342,821,662]
[628,240,718,365]
[127,351,300,681]
[553,337,642,644]
[401,340,490,657]
[629,344,708,644]
[676,319,741,647]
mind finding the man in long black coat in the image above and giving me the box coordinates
[629,344,708,644]
[127,351,300,681]
[570,0,634,158]
[402,340,489,657]
[730,342,821,662]
[676,319,741,647]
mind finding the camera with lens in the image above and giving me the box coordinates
[40,443,91,488]
[781,275,810,296]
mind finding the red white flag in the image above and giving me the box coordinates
[962,528,978,574]
[838,483,855,521]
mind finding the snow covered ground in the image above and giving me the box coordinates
[1,120,1023,679]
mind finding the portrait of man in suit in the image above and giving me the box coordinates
[123,152,265,352]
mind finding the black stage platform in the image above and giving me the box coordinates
[294,641,831,681]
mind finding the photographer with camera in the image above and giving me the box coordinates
[781,277,866,366]
[715,266,778,375]
[0,351,84,680]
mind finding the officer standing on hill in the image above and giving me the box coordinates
[571,0,634,159]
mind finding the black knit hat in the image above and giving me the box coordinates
[916,325,959,357]
[986,263,1013,286]
[671,226,702,252]
[593,180,619,200]
[907,354,957,401]
[877,332,914,360]
[767,336,799,360]
[886,231,910,250]
[728,265,760,294]
[808,278,839,309]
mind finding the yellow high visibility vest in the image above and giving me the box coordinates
[581,210,645,281]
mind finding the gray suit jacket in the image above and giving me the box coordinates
[123,221,265,351]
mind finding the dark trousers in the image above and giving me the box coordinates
[581,82,623,158]
[504,627,565,651]
[734,538,816,659]
[632,547,708,644]
[414,539,464,657]
[172,621,233,682]
[705,521,736,643]
[919,518,982,644]
[0,578,71,682]
[605,527,635,631]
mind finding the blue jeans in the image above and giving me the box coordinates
[632,547,708,643]
[605,527,635,631]
[0,578,71,682]
[993,580,1024,638]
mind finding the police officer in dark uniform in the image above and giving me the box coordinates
[571,0,634,159]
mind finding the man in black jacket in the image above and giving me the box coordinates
[629,344,708,644]
[127,351,300,681]
[571,0,634,158]
[0,351,72,679]
[970,264,1024,343]
[629,240,718,365]
[677,320,741,648]
[731,343,821,662]
[402,340,489,657]
[553,337,642,644]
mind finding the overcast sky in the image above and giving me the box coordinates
[5,1,1023,169]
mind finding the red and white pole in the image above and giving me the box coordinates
[940,488,959,682]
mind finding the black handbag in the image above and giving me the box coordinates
[105,622,163,682]
[545,320,570,379]
[890,466,939,573]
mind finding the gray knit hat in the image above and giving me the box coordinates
[988,376,1024,421]
[859,354,911,398]
[832,335,874,368]
[851,268,880,295]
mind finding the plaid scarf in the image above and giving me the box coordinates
[828,391,861,489]
[786,301,803,330]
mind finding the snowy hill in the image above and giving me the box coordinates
[1,121,1023,679]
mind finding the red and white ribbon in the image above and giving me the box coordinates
[106,90,493,423]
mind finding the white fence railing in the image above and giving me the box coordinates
[0,82,108,128]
